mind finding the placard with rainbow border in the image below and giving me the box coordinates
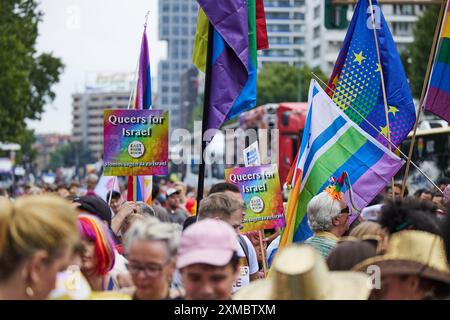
[225,164,285,233]
[103,109,168,176]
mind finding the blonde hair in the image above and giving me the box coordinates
[0,195,79,282]
[349,221,386,239]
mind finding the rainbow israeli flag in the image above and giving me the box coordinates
[280,80,403,246]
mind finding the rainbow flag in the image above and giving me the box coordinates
[425,1,450,122]
[326,0,415,148]
[278,80,403,248]
[192,0,268,130]
[127,27,152,205]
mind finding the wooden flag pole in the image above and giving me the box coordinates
[368,0,396,199]
[108,176,117,206]
[401,0,447,198]
[196,22,215,215]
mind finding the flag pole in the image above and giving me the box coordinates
[126,12,150,203]
[196,22,215,214]
[368,0,396,199]
[401,0,447,198]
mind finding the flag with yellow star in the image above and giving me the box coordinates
[326,0,416,148]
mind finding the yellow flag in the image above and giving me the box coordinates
[192,8,209,73]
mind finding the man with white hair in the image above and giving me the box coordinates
[304,191,350,259]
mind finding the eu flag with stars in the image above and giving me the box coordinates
[326,0,415,148]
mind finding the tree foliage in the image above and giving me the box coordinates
[48,142,95,171]
[402,5,440,99]
[257,63,328,105]
[0,0,64,141]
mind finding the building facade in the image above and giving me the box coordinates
[157,0,199,131]
[71,73,134,160]
[259,0,427,76]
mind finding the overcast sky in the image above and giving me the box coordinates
[27,0,167,134]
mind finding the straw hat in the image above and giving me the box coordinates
[353,230,450,284]
[233,245,371,300]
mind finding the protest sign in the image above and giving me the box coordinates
[103,109,168,176]
[225,164,285,233]
[243,141,261,166]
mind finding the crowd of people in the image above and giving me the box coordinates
[1,173,450,300]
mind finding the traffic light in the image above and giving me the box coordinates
[324,0,349,29]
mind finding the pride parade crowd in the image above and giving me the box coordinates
[1,174,450,300]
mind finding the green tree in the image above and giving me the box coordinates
[0,0,64,141]
[402,5,440,99]
[48,143,95,170]
[257,63,328,105]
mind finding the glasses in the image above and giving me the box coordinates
[340,206,350,214]
[126,261,169,277]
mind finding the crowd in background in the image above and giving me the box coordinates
[1,173,450,300]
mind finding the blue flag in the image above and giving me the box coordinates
[326,0,415,148]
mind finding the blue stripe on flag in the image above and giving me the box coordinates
[302,116,347,177]
[212,29,225,64]
[227,58,257,119]
[144,65,152,109]
[429,61,450,94]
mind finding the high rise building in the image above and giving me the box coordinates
[259,0,427,76]
[259,0,307,68]
[313,1,427,75]
[158,0,199,131]
[72,73,134,160]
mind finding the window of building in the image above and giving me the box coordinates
[293,24,305,32]
[293,49,304,57]
[172,97,179,105]
[314,5,320,19]
[162,27,169,36]
[173,26,179,36]
[293,12,304,20]
[173,4,179,12]
[162,16,169,24]
[162,97,169,105]
[293,37,305,44]
[313,45,321,58]
[313,26,321,38]
[266,12,290,19]
[294,0,305,6]
[173,16,179,23]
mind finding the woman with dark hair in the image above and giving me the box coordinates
[379,198,443,236]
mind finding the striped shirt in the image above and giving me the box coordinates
[304,231,339,259]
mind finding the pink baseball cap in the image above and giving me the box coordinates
[177,219,239,269]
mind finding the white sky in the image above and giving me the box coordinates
[27,0,166,134]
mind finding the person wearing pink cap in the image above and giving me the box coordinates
[176,219,240,300]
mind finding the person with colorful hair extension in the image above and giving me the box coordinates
[78,214,118,291]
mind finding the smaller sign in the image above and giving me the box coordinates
[225,164,285,233]
[243,141,261,167]
[103,109,168,176]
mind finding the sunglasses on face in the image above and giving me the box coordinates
[340,206,350,214]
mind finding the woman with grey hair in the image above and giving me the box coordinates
[304,191,350,259]
[123,217,182,300]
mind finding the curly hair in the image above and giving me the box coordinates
[379,198,442,236]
